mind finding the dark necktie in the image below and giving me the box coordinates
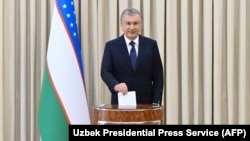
[129,41,137,70]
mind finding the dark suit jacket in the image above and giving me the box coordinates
[101,34,163,105]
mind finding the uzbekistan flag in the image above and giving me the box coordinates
[38,0,90,141]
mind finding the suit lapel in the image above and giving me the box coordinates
[137,36,146,70]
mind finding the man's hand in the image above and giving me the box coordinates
[114,82,128,94]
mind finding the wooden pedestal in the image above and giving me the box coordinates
[92,104,164,125]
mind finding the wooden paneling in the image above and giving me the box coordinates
[92,104,164,124]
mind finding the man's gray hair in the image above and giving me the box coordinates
[120,8,142,22]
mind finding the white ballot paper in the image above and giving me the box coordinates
[118,91,137,108]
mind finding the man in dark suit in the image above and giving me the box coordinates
[101,7,163,105]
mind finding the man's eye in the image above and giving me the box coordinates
[126,22,131,25]
[125,22,139,26]
[134,22,139,25]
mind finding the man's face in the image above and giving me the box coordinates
[121,14,142,40]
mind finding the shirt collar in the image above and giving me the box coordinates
[124,35,139,46]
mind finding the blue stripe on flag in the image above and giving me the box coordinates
[56,0,84,76]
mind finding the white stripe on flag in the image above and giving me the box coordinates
[47,6,90,124]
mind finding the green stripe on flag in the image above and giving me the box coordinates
[38,66,68,141]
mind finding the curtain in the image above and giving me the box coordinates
[0,0,249,140]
